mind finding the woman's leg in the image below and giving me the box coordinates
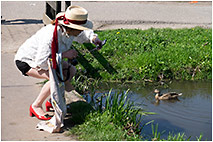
[26,68,49,80]
[62,61,76,92]
[31,81,50,115]
[26,61,76,116]
[65,65,76,91]
[26,68,50,116]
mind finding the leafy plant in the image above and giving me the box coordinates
[150,123,204,141]
[71,75,99,95]
[74,28,212,82]
[151,123,164,141]
[69,89,146,140]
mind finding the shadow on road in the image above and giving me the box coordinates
[2,19,43,25]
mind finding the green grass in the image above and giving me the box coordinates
[73,27,212,82]
[68,77,206,141]
[150,123,204,141]
[68,89,150,141]
[68,77,207,141]
[69,111,136,141]
[67,27,211,140]
[67,90,205,141]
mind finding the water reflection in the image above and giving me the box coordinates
[97,80,212,140]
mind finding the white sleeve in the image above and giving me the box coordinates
[74,29,98,44]
[35,36,52,70]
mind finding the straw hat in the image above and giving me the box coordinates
[56,5,93,30]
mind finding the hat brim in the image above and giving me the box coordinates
[57,12,93,31]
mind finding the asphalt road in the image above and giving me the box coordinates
[72,1,212,29]
[1,1,212,141]
[2,1,212,30]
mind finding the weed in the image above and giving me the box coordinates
[71,75,99,95]
[150,123,204,141]
[69,89,148,140]
[74,28,212,82]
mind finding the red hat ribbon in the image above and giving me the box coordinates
[51,15,87,69]
[63,17,87,25]
[51,16,64,69]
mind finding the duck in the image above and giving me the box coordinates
[154,89,182,100]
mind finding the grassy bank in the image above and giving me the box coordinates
[68,90,145,140]
[68,27,210,140]
[74,27,212,82]
[67,84,204,141]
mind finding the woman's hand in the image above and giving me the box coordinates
[62,49,78,59]
[92,36,102,46]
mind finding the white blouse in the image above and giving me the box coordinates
[14,24,97,70]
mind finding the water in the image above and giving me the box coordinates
[96,80,212,140]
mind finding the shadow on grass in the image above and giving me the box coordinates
[63,101,93,130]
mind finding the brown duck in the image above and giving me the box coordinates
[154,89,182,100]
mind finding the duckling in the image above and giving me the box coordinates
[154,89,182,100]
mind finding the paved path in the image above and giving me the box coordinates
[72,1,212,30]
[1,1,212,141]
[1,52,76,141]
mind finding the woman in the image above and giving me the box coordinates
[14,6,103,120]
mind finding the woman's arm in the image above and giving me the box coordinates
[74,29,102,45]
